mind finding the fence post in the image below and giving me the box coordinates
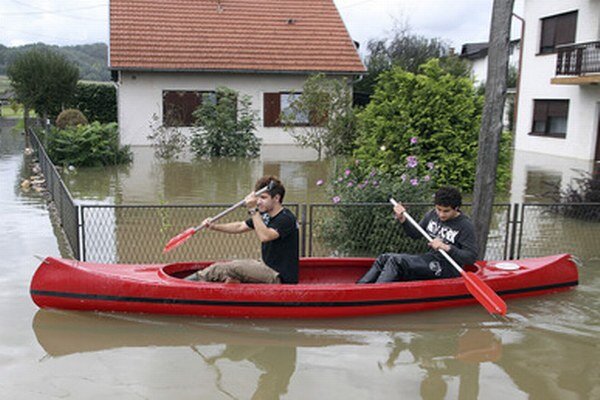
[80,206,86,262]
[300,204,307,257]
[508,203,520,260]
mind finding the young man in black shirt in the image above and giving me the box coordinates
[190,176,299,284]
[357,186,478,284]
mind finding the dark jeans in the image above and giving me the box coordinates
[357,253,459,284]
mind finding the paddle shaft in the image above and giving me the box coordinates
[192,185,270,232]
[389,198,465,276]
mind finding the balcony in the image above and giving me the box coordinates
[551,41,600,85]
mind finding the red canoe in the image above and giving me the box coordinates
[30,254,578,318]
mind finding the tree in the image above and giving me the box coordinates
[7,48,79,124]
[191,87,261,158]
[354,27,471,98]
[281,74,356,160]
[471,0,515,259]
[353,59,501,192]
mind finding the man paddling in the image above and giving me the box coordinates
[188,176,299,284]
[357,186,478,284]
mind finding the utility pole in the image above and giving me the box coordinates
[472,0,515,259]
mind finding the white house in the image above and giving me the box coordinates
[460,40,521,86]
[109,0,365,147]
[514,0,600,170]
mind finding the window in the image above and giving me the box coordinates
[263,92,310,127]
[162,90,216,127]
[540,11,577,54]
[531,100,569,138]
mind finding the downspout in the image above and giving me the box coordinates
[512,13,525,134]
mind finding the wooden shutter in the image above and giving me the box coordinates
[540,17,556,53]
[556,12,577,47]
[548,100,569,118]
[263,93,281,127]
[162,91,200,127]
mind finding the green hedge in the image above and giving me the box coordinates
[70,82,117,123]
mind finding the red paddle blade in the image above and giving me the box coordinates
[463,272,507,315]
[163,228,196,253]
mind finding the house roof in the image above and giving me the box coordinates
[460,39,521,61]
[109,0,366,74]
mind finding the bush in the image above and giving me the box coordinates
[55,108,88,129]
[47,122,131,167]
[548,171,600,221]
[70,82,117,123]
[147,113,188,160]
[191,87,261,158]
[354,59,511,192]
[315,163,433,256]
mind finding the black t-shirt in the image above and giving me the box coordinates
[245,208,299,284]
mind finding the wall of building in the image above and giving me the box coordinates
[116,71,344,147]
[514,0,600,161]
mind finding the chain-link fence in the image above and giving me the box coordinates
[29,130,600,264]
[518,203,600,260]
[29,130,80,259]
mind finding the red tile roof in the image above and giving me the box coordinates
[109,0,366,74]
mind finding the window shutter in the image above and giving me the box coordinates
[548,100,569,117]
[533,100,548,121]
[263,93,281,127]
[540,18,556,53]
[556,12,577,47]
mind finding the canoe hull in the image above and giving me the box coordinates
[30,255,579,318]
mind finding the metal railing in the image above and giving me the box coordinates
[556,41,600,76]
[28,130,80,259]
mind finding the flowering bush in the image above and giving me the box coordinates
[314,161,433,256]
[353,59,511,192]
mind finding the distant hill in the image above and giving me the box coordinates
[0,42,110,82]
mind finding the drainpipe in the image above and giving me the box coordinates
[512,13,525,135]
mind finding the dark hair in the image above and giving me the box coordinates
[434,186,462,209]
[255,175,285,203]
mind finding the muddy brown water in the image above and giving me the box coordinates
[1,123,599,399]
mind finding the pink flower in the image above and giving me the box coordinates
[410,178,419,186]
[344,169,351,177]
[401,174,407,182]
[406,156,418,169]
[426,162,435,170]
[316,179,324,186]
[410,136,418,144]
[332,196,341,204]
[347,182,354,187]
[423,175,431,182]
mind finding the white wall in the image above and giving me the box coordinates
[116,71,341,146]
[514,0,600,161]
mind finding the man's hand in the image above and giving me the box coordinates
[429,238,450,252]
[244,192,258,210]
[201,218,214,230]
[393,202,407,223]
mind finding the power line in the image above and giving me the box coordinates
[2,2,107,17]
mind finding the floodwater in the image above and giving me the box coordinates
[2,121,600,399]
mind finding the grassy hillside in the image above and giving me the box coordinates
[0,75,10,93]
[0,42,109,81]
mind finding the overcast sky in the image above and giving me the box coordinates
[1,0,524,52]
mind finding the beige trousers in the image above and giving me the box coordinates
[189,259,281,284]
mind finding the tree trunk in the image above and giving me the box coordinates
[471,0,515,259]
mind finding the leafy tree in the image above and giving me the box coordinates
[281,74,356,160]
[191,87,261,158]
[355,28,471,98]
[353,59,510,192]
[7,48,79,122]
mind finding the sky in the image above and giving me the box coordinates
[0,0,524,52]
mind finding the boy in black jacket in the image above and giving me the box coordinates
[357,186,478,284]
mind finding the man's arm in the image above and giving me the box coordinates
[401,209,434,240]
[202,219,252,234]
[248,212,280,243]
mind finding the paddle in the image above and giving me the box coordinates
[389,198,507,316]
[163,182,273,253]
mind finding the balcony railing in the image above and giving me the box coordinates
[556,41,600,76]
